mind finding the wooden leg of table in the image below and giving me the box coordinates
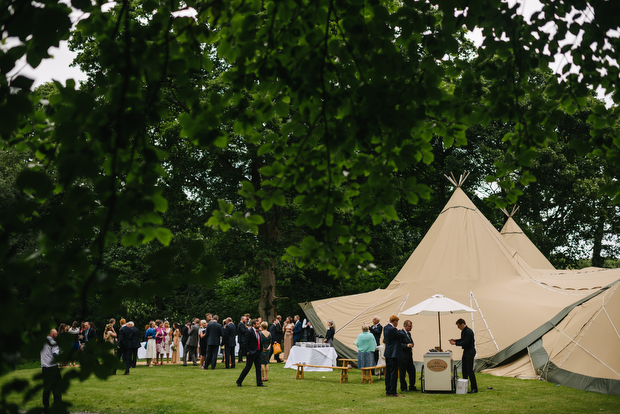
[296,365,304,379]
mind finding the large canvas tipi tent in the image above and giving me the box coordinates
[301,183,620,394]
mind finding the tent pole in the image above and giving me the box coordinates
[438,312,441,351]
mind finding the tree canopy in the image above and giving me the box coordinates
[1,0,620,408]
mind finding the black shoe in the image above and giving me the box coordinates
[410,386,418,391]
[236,382,242,387]
[257,384,267,387]
[468,389,478,394]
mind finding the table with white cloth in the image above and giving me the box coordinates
[284,345,338,371]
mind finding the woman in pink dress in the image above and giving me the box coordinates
[155,320,166,365]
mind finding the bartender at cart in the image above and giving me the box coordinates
[449,318,478,394]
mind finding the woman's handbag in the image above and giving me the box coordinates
[273,342,282,355]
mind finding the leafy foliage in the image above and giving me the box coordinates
[1,0,620,408]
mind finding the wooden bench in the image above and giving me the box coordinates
[292,363,351,383]
[360,366,385,384]
[339,358,358,368]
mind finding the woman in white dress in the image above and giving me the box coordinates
[145,321,157,366]
[164,321,172,363]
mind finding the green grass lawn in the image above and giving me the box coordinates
[3,361,620,414]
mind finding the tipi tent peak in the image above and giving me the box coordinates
[444,171,470,188]
[501,205,520,218]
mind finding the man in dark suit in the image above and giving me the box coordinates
[181,321,190,350]
[237,316,248,363]
[399,319,417,392]
[236,319,266,387]
[206,315,223,369]
[81,321,96,344]
[223,317,236,368]
[183,318,200,366]
[450,318,478,393]
[129,321,141,368]
[370,316,382,375]
[117,322,133,375]
[292,315,302,345]
[384,315,407,397]
[268,317,282,363]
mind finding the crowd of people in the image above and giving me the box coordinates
[50,313,320,373]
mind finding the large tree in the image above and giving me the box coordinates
[1,0,620,407]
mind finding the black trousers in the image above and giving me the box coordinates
[121,348,132,373]
[238,343,247,362]
[236,351,262,386]
[206,345,219,369]
[399,357,416,391]
[225,345,235,368]
[385,357,399,395]
[462,348,478,391]
[42,366,62,408]
[131,347,138,368]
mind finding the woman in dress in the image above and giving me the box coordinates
[171,322,181,363]
[282,317,294,361]
[260,321,271,381]
[144,321,157,367]
[324,319,335,347]
[155,320,166,365]
[68,321,80,366]
[103,323,117,355]
[356,324,375,368]
[163,321,172,363]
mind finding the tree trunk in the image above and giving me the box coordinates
[258,213,279,323]
[591,209,605,268]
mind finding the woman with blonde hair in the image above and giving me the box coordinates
[163,321,172,363]
[356,324,375,368]
[144,321,157,367]
[260,321,271,382]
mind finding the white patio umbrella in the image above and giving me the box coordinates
[401,294,476,351]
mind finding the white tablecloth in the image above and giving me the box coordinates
[137,341,239,359]
[284,346,338,371]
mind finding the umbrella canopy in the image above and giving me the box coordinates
[402,294,476,351]
[402,294,477,315]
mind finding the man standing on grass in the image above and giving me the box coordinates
[117,322,133,375]
[183,318,200,366]
[129,321,141,368]
[384,315,407,397]
[450,318,478,394]
[223,317,236,368]
[399,319,417,392]
[237,316,248,363]
[236,319,266,387]
[206,315,223,369]
[41,329,62,413]
[293,315,302,345]
[370,316,382,375]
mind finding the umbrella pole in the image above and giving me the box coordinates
[438,312,441,351]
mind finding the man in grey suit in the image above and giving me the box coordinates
[183,318,200,366]
[206,315,223,369]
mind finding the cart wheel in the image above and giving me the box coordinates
[452,365,458,392]
[420,365,425,393]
